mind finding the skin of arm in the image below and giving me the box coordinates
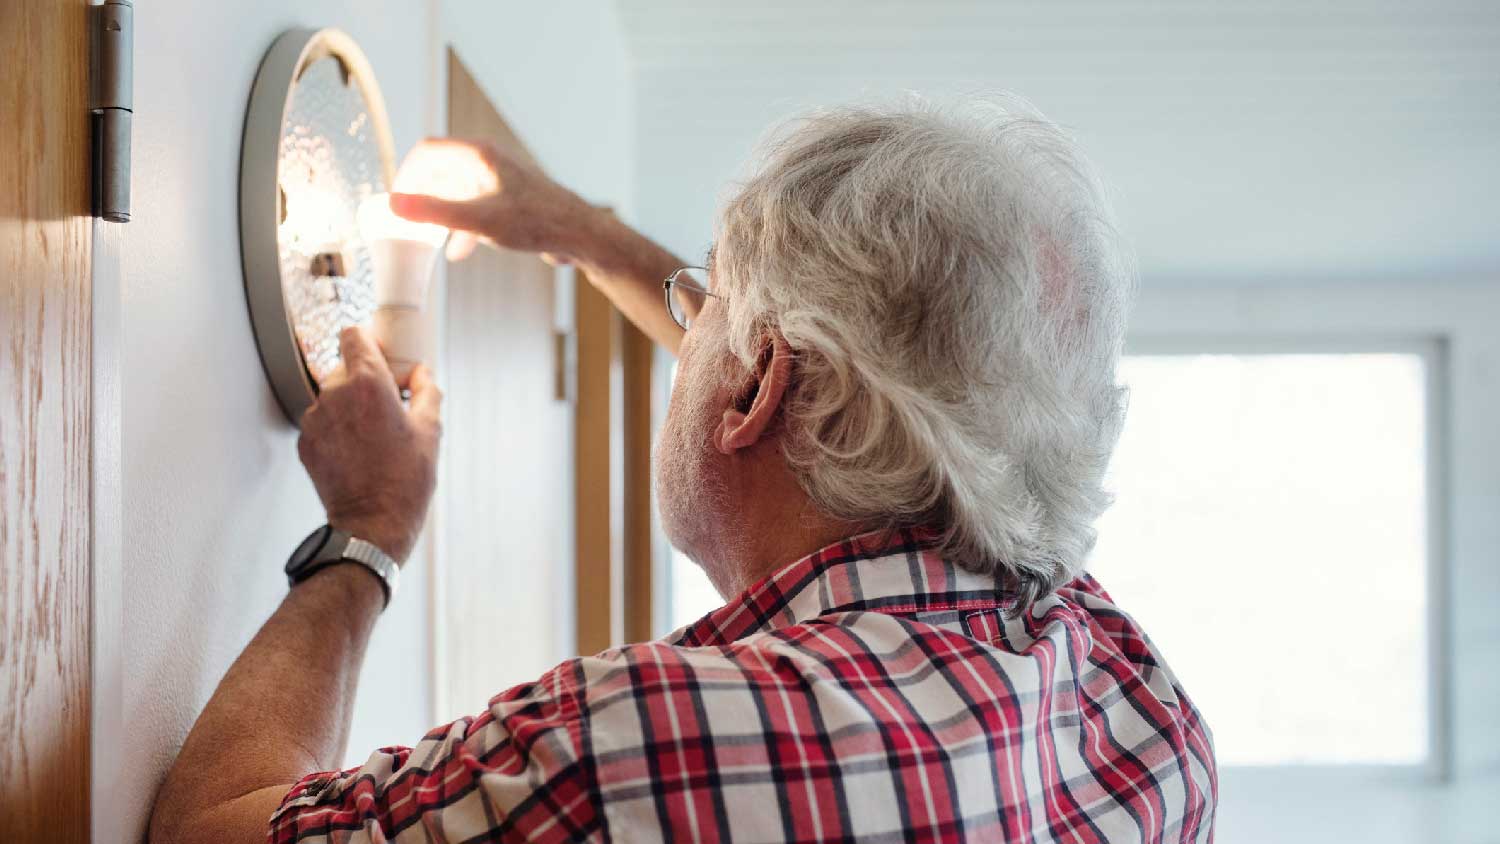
[571,208,695,354]
[149,565,384,844]
[149,328,442,844]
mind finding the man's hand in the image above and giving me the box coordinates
[297,326,442,563]
[389,137,596,264]
[389,136,693,353]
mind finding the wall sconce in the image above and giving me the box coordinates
[240,28,396,424]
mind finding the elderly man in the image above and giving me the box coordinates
[152,98,1216,843]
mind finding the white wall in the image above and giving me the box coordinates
[113,1,635,840]
[116,2,438,840]
[443,1,635,217]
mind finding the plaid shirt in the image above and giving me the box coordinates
[271,529,1216,843]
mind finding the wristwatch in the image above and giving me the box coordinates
[285,525,399,609]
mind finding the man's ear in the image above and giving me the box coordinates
[714,333,793,455]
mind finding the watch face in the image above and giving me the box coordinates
[286,525,333,576]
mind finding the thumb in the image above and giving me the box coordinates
[390,192,489,234]
[338,325,386,374]
[407,364,444,423]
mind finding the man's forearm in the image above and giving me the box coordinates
[569,209,691,354]
[149,564,385,844]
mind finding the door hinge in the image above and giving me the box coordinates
[91,0,133,223]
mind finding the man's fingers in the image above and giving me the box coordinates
[390,193,489,234]
[407,364,444,421]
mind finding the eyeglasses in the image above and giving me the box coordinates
[663,266,722,331]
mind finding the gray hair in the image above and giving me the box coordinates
[713,95,1134,608]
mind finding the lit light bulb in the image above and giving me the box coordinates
[357,192,448,381]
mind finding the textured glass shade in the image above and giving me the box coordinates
[277,54,387,384]
[240,28,396,423]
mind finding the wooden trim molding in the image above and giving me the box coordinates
[573,271,619,655]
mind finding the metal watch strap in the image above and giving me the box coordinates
[338,537,399,609]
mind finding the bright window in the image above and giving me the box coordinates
[1090,351,1431,766]
[661,359,730,633]
[669,547,721,632]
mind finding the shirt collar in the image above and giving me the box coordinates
[669,527,1004,647]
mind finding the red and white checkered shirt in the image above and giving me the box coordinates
[271,529,1216,843]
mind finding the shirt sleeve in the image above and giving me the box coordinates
[268,660,604,844]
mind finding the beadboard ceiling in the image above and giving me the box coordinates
[618,0,1500,284]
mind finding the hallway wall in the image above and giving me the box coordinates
[114,1,635,840]
[116,3,438,840]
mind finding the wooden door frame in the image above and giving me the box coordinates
[572,270,620,654]
[573,268,656,654]
[620,317,655,644]
[1,1,105,840]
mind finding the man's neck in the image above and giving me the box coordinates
[709,507,867,600]
[689,436,868,601]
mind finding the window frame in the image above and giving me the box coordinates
[1122,278,1500,840]
[1116,334,1449,783]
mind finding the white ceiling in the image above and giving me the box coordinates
[618,0,1500,284]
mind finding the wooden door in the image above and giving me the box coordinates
[436,49,571,720]
[0,0,95,840]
